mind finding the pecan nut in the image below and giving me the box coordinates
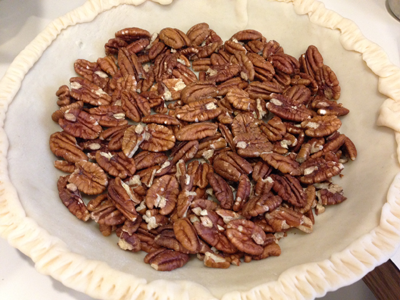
[57,176,90,221]
[68,161,108,195]
[175,122,218,141]
[145,175,179,215]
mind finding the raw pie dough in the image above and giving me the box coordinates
[1,0,400,299]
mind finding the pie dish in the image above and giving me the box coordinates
[1,0,400,299]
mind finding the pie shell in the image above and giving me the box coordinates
[1,0,400,299]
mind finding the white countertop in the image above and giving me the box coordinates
[0,0,399,299]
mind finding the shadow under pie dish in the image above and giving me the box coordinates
[2,0,400,299]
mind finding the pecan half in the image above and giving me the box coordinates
[173,218,200,253]
[226,219,266,255]
[68,161,108,195]
[57,176,90,221]
[70,77,111,106]
[271,174,306,207]
[207,172,234,209]
[50,131,87,163]
[58,108,102,140]
[145,249,189,271]
[95,151,136,179]
[140,124,176,152]
[145,175,179,215]
[175,123,218,141]
[301,115,342,137]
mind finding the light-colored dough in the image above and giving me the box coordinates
[1,0,400,299]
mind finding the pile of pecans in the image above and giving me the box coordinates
[49,23,357,271]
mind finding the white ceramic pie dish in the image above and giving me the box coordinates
[1,0,400,299]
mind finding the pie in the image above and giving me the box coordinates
[1,0,400,299]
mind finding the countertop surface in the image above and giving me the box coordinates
[1,0,399,299]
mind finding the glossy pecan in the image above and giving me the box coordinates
[262,40,284,59]
[233,175,251,212]
[52,101,84,123]
[203,252,230,269]
[121,90,151,122]
[268,53,300,75]
[225,88,256,112]
[284,85,312,106]
[247,53,275,82]
[342,135,357,161]
[170,140,200,165]
[187,161,213,189]
[242,193,282,218]
[195,135,227,159]
[97,55,118,76]
[118,232,141,252]
[231,29,263,42]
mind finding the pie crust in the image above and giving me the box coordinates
[1,0,400,299]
